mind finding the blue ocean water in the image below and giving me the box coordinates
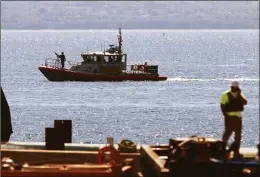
[1,29,259,147]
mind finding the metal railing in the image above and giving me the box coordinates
[124,64,158,75]
[66,60,82,67]
[43,58,81,69]
[44,58,61,69]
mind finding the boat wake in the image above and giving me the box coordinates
[167,77,259,82]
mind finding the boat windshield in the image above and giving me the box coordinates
[82,54,126,64]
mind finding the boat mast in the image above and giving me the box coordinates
[118,28,122,54]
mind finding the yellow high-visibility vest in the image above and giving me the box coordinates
[220,90,246,117]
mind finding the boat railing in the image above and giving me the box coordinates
[125,64,158,75]
[44,58,81,69]
[66,60,82,67]
[44,58,61,69]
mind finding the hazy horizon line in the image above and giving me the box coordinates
[1,28,259,31]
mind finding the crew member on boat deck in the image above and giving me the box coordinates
[144,62,148,72]
[55,52,66,69]
[220,81,247,158]
[1,87,13,143]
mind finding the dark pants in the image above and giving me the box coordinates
[222,115,242,154]
[61,59,65,69]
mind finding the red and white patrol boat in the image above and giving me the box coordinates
[38,28,167,81]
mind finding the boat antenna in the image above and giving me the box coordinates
[87,45,88,54]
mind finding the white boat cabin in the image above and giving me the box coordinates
[70,45,127,75]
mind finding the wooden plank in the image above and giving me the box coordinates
[1,142,142,151]
[141,145,169,173]
[1,149,140,165]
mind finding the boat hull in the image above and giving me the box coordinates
[38,66,167,81]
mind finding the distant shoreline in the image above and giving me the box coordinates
[1,28,259,31]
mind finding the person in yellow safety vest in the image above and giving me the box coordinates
[220,81,247,158]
